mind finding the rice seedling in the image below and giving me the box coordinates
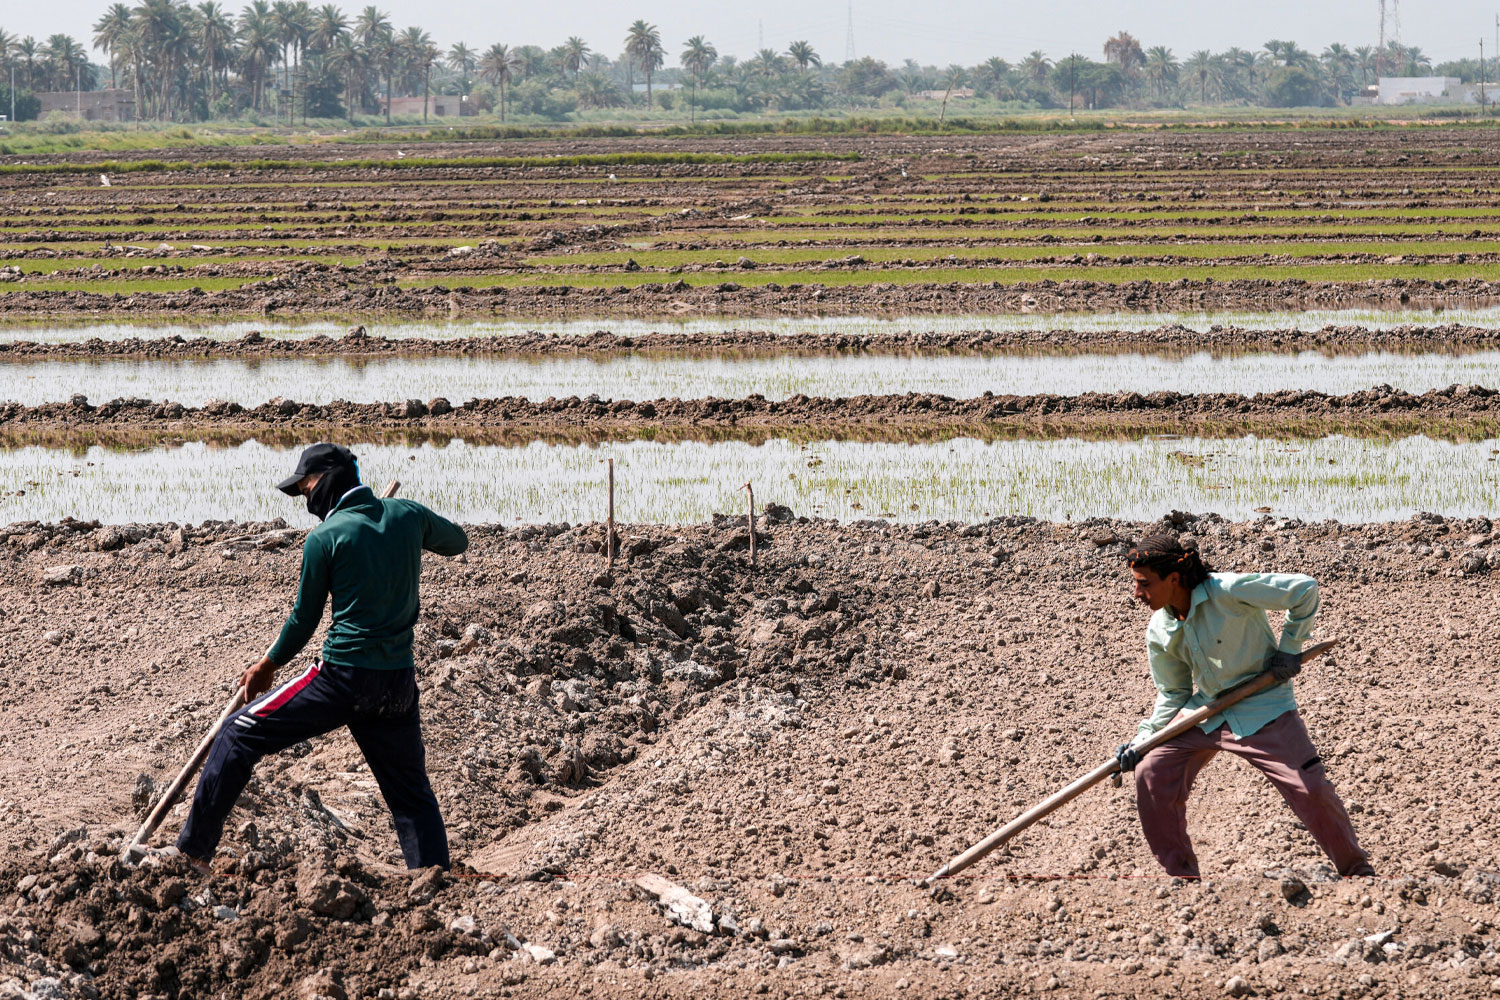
[1,434,1494,526]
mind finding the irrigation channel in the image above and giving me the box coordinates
[8,350,1500,406]
[3,436,1496,525]
[9,306,1500,343]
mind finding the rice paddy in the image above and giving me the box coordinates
[7,349,1500,407]
[4,128,1500,528]
[8,306,1500,345]
[2,435,1494,525]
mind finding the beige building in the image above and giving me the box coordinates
[36,89,136,122]
[378,95,471,118]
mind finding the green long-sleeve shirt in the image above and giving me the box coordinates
[1137,571,1319,740]
[267,487,469,670]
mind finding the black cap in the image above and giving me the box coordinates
[276,443,357,495]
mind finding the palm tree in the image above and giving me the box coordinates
[396,27,435,120]
[446,41,475,102]
[308,4,346,53]
[1322,43,1355,104]
[751,48,783,79]
[680,35,715,122]
[92,3,134,89]
[976,56,1010,100]
[327,31,363,117]
[575,71,621,108]
[1183,49,1212,104]
[132,0,187,117]
[479,41,513,120]
[238,1,280,111]
[624,19,662,105]
[42,34,92,95]
[0,29,14,78]
[786,40,818,72]
[511,45,545,81]
[195,2,236,105]
[15,37,40,91]
[1020,50,1050,88]
[1353,45,1375,87]
[560,36,588,80]
[1143,45,1177,102]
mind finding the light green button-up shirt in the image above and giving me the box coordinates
[1137,571,1319,740]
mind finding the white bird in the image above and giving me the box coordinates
[99,174,111,187]
[900,167,908,179]
[608,173,617,181]
[396,150,407,158]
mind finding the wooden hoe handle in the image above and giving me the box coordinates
[924,639,1339,884]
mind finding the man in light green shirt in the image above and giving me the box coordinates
[1115,534,1373,879]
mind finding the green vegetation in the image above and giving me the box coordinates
[0,276,269,293]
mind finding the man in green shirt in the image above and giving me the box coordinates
[1115,534,1373,879]
[176,443,468,871]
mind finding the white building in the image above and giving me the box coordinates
[1375,76,1477,105]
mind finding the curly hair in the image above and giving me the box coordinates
[1125,532,1214,590]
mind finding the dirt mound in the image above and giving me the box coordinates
[1,512,1499,997]
[4,384,1500,446]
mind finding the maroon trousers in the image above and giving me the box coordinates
[1135,710,1374,878]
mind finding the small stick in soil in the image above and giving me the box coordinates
[742,482,756,566]
[606,458,615,572]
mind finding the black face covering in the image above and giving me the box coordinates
[305,463,362,521]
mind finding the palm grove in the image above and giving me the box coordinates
[0,11,1473,123]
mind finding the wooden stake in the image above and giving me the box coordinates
[742,482,756,566]
[606,458,616,572]
[925,639,1340,884]
[123,478,404,860]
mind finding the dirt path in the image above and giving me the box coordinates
[1,513,1497,998]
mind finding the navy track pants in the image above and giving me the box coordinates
[177,659,450,869]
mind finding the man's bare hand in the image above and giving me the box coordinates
[240,656,278,701]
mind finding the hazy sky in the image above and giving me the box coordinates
[10,0,1499,68]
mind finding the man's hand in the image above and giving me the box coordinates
[239,656,278,701]
[1269,650,1302,682]
[1115,742,1143,772]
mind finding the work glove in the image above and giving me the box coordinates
[1269,650,1302,682]
[1115,742,1143,772]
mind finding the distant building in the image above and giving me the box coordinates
[916,88,976,101]
[1375,76,1478,105]
[36,89,135,122]
[378,95,472,117]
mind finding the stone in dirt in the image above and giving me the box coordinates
[634,874,717,933]
[42,565,83,586]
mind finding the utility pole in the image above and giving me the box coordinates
[10,66,14,124]
[1483,39,1488,116]
[76,64,82,120]
[1068,54,1076,115]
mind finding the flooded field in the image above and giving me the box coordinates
[7,306,1500,343]
[7,349,1500,406]
[3,434,1494,525]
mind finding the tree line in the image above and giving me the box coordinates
[0,10,1479,123]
